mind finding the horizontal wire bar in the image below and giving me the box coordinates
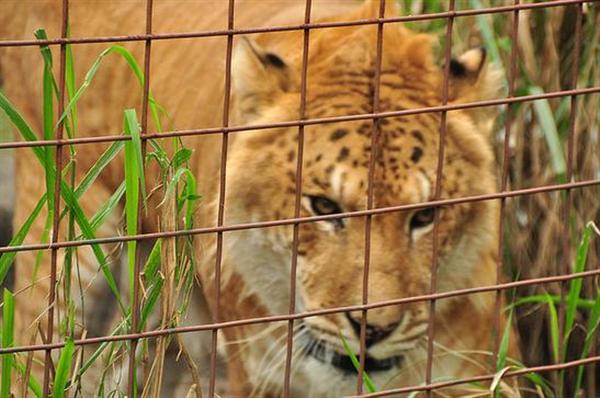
[1,85,599,150]
[0,179,598,254]
[0,0,596,48]
[351,354,600,397]
[1,267,598,354]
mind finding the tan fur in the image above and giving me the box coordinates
[1,0,519,396]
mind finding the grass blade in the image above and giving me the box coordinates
[573,222,599,393]
[124,109,146,207]
[74,141,124,199]
[64,39,78,137]
[123,109,142,306]
[160,167,199,230]
[57,45,165,133]
[0,90,124,312]
[508,294,596,311]
[52,338,75,398]
[140,277,164,329]
[143,239,162,282]
[496,308,513,371]
[339,332,377,393]
[564,223,593,352]
[543,293,560,363]
[78,317,130,377]
[89,182,125,232]
[1,289,15,398]
[13,361,42,398]
[528,86,567,180]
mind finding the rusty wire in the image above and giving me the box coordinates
[2,267,599,356]
[356,0,386,394]
[424,1,455,394]
[1,179,599,256]
[127,0,154,395]
[282,1,313,396]
[1,0,599,397]
[0,0,593,48]
[491,0,520,374]
[41,1,69,395]
[1,86,599,151]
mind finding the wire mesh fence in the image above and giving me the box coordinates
[0,0,599,397]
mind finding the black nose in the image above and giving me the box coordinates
[345,313,396,348]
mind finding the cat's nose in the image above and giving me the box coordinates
[345,312,399,347]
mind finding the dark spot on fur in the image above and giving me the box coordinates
[330,129,349,141]
[411,130,425,144]
[311,177,327,190]
[337,147,350,161]
[287,150,295,162]
[411,147,423,163]
[352,159,359,167]
[325,165,334,174]
[315,154,322,162]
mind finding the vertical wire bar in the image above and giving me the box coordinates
[491,0,520,373]
[128,0,154,396]
[424,1,455,395]
[558,3,583,396]
[282,1,312,396]
[42,1,69,396]
[356,0,386,394]
[209,1,235,396]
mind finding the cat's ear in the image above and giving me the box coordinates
[449,48,504,131]
[231,37,291,123]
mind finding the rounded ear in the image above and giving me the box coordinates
[448,47,504,134]
[231,37,291,123]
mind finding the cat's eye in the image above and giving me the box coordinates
[306,195,345,229]
[409,207,436,231]
[309,196,342,216]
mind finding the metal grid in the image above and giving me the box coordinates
[0,0,599,397]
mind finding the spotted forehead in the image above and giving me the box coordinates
[299,115,441,203]
[305,113,440,168]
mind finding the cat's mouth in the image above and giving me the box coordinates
[304,337,404,374]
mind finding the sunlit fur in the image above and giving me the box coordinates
[1,0,520,396]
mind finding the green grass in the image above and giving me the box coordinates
[504,222,599,396]
[1,289,15,398]
[339,331,378,393]
[52,338,75,398]
[0,24,199,395]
